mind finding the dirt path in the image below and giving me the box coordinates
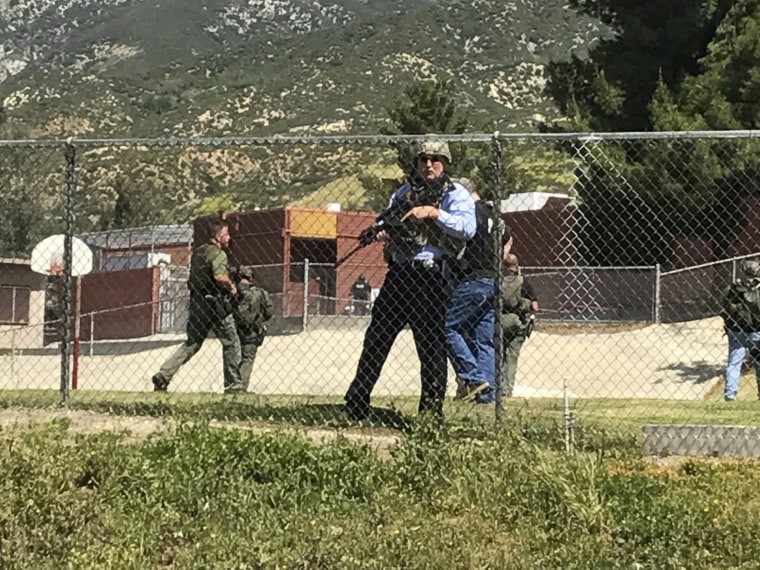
[0,408,400,454]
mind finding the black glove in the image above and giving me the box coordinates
[358,226,379,247]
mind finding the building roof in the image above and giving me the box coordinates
[79,224,192,250]
[499,192,575,213]
[0,257,31,266]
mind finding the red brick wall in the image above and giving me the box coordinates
[79,267,159,340]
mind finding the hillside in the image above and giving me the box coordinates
[0,1,607,256]
[0,0,608,137]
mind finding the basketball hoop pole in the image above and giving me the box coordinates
[30,145,91,405]
[72,276,81,391]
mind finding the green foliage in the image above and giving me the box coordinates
[545,1,760,266]
[193,193,243,218]
[547,0,733,131]
[385,79,470,137]
[0,147,65,257]
[3,420,760,569]
[651,0,760,130]
[378,79,573,203]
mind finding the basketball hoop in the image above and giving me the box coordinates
[30,234,93,393]
[48,261,64,277]
[30,234,93,277]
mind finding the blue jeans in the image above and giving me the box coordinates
[445,277,496,402]
[724,329,760,400]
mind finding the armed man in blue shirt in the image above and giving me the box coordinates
[344,140,477,420]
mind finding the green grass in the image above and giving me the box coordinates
[704,369,759,401]
[2,389,759,457]
[2,419,760,569]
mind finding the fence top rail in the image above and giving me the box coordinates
[661,252,760,276]
[524,265,657,271]
[1,130,760,148]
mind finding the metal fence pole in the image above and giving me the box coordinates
[653,263,661,324]
[303,258,310,331]
[89,314,95,357]
[11,328,16,388]
[491,133,505,424]
[59,142,76,407]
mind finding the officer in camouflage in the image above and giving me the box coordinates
[344,139,477,420]
[720,259,760,401]
[500,251,538,398]
[232,265,273,392]
[151,219,243,393]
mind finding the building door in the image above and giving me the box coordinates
[158,265,189,333]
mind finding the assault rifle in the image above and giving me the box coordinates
[335,175,448,267]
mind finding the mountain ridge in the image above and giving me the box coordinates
[0,0,608,137]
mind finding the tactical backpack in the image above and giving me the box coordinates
[235,286,273,339]
[721,279,760,330]
[503,274,531,313]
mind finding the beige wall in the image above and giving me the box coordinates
[0,261,46,350]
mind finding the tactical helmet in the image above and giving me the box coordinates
[743,260,760,279]
[414,140,452,163]
[237,265,255,281]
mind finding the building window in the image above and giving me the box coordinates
[0,286,31,325]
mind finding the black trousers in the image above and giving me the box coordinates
[345,262,451,416]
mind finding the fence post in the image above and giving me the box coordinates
[11,328,16,388]
[59,141,76,407]
[89,314,95,357]
[563,379,575,453]
[653,263,661,324]
[303,258,310,331]
[491,133,505,425]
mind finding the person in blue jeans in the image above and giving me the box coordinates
[724,330,760,401]
[445,180,509,404]
[721,260,760,401]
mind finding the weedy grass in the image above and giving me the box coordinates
[2,417,760,569]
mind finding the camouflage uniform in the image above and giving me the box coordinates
[233,267,273,392]
[153,243,242,392]
[500,272,535,398]
[720,259,760,401]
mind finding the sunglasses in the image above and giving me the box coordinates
[418,154,445,164]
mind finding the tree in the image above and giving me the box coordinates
[357,78,474,209]
[546,0,734,131]
[544,0,760,265]
[652,0,760,131]
[384,79,469,136]
[364,78,576,210]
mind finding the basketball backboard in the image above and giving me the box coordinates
[30,234,93,276]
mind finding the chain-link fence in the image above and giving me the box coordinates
[2,132,760,449]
